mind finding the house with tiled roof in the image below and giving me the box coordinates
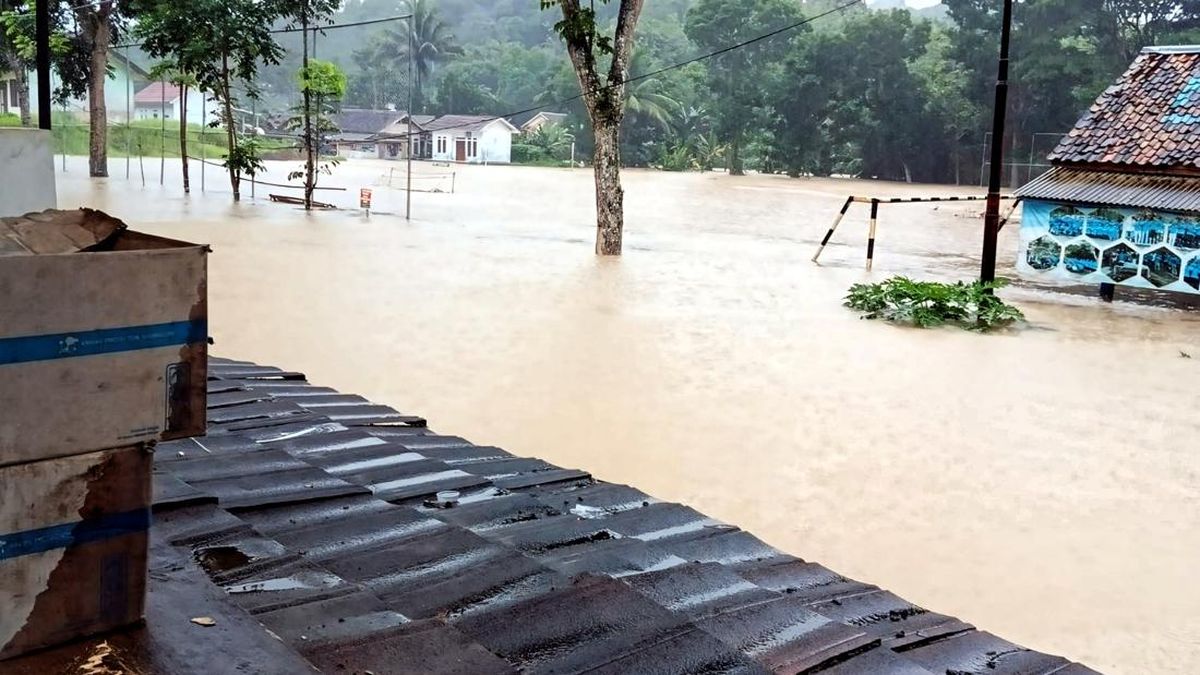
[328,108,404,159]
[1016,46,1200,295]
[132,82,210,127]
[372,114,519,164]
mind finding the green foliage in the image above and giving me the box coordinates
[298,59,348,98]
[845,277,1025,331]
[0,112,20,127]
[223,136,267,180]
[540,0,614,55]
[685,0,804,175]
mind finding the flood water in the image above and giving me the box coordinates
[59,156,1200,673]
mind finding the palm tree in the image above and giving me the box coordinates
[386,0,461,111]
[623,53,682,130]
[624,79,681,130]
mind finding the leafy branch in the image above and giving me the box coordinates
[845,277,1025,331]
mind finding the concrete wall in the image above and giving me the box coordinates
[0,129,56,217]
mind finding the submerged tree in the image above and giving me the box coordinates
[287,58,346,198]
[134,0,281,200]
[274,0,340,210]
[542,0,646,255]
[74,0,121,177]
[134,0,203,193]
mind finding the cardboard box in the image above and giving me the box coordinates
[0,209,208,466]
[0,445,152,660]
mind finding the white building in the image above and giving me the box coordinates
[428,115,518,164]
[374,114,518,164]
[133,82,210,126]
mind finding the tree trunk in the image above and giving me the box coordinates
[302,13,314,211]
[179,82,190,193]
[16,69,30,127]
[87,14,112,177]
[220,54,239,201]
[729,129,743,176]
[592,119,623,255]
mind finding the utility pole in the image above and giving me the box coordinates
[980,0,1014,288]
[35,0,51,129]
[405,14,413,221]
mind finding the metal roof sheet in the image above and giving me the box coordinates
[1017,166,1200,212]
[6,357,1097,673]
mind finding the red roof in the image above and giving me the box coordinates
[134,81,182,105]
[1049,46,1200,172]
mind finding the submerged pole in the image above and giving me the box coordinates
[813,196,854,263]
[405,14,413,221]
[980,0,1014,288]
[866,199,879,271]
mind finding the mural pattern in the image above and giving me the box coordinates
[1018,200,1200,294]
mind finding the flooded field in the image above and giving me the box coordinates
[59,156,1199,673]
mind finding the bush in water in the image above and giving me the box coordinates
[845,276,1024,331]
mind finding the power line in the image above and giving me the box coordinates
[376,0,863,138]
[109,13,412,50]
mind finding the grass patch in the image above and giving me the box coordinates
[26,116,293,159]
[0,112,21,127]
[845,276,1024,331]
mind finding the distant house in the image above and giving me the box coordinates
[519,111,568,134]
[3,51,150,122]
[1016,45,1200,295]
[373,114,519,164]
[373,113,436,160]
[133,82,209,126]
[330,108,406,159]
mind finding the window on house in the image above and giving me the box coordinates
[468,139,478,157]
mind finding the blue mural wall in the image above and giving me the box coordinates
[1018,199,1200,294]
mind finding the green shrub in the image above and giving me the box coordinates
[845,276,1024,331]
[0,112,21,127]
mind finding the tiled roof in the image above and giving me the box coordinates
[332,108,401,135]
[1018,165,1200,212]
[134,81,182,104]
[374,114,438,139]
[1049,46,1200,171]
[8,358,1099,673]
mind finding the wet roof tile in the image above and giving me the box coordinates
[299,619,517,675]
[455,574,693,673]
[124,357,1099,674]
[1049,47,1200,172]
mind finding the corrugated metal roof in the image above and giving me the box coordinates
[1049,47,1200,170]
[1017,166,1200,212]
[4,357,1096,673]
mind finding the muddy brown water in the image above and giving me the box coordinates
[58,157,1200,673]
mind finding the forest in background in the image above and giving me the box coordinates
[284,0,1198,183]
[9,0,1200,184]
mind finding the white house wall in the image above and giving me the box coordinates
[27,66,143,123]
[478,124,513,164]
[427,124,513,164]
